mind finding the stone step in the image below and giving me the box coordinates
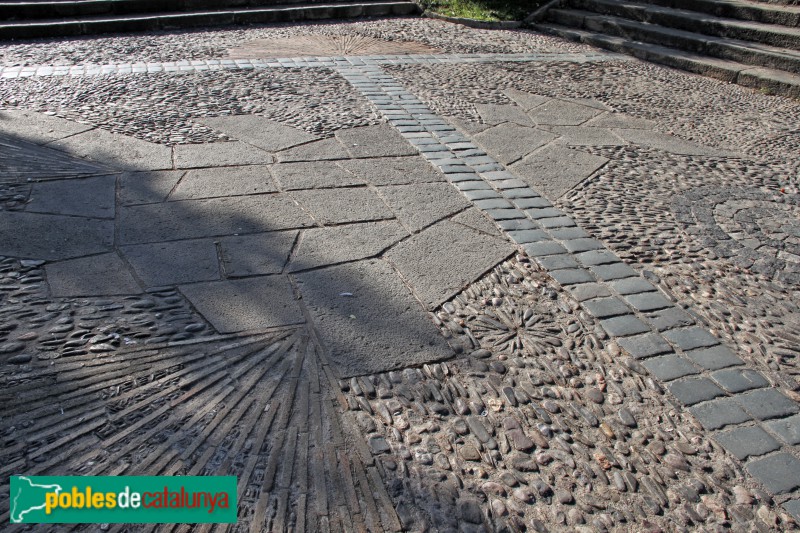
[559,0,800,49]
[549,8,800,73]
[644,0,800,28]
[0,0,391,21]
[0,1,419,39]
[532,22,800,98]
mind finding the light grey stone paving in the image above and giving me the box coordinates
[199,115,319,152]
[174,141,273,168]
[171,165,278,199]
[27,175,115,218]
[291,187,394,225]
[548,125,627,147]
[118,170,185,206]
[473,124,556,165]
[270,161,364,190]
[295,259,454,376]
[376,182,470,232]
[502,89,550,111]
[528,99,603,126]
[288,221,408,272]
[583,112,657,130]
[276,137,350,162]
[474,104,534,127]
[451,208,503,236]
[384,221,515,309]
[219,230,298,277]
[44,253,141,296]
[122,239,221,287]
[179,275,303,333]
[338,156,444,186]
[336,125,417,158]
[47,128,173,170]
[510,144,609,200]
[0,211,113,260]
[0,109,93,145]
[118,194,314,244]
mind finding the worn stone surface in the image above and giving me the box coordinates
[122,239,221,287]
[270,161,363,190]
[44,253,141,296]
[27,175,116,219]
[47,128,173,170]
[336,125,417,158]
[0,211,114,260]
[174,141,273,168]
[376,182,470,232]
[291,187,394,225]
[171,165,278,199]
[474,124,556,165]
[219,230,298,277]
[200,114,319,152]
[338,155,444,186]
[510,144,608,200]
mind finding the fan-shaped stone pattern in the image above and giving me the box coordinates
[227,35,440,59]
[0,134,115,185]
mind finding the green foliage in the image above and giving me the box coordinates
[422,0,545,22]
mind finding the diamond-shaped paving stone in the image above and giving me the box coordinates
[642,354,697,381]
[219,231,299,277]
[200,115,319,152]
[684,345,743,370]
[174,141,273,169]
[385,221,514,309]
[377,182,470,232]
[746,453,800,494]
[617,332,673,359]
[473,124,556,165]
[291,187,394,225]
[766,414,800,445]
[668,377,724,405]
[528,99,603,126]
[510,144,608,200]
[475,104,534,127]
[270,161,363,190]
[784,500,800,523]
[451,209,502,236]
[122,239,221,286]
[736,389,800,420]
[710,368,768,393]
[336,125,417,158]
[180,275,304,333]
[45,253,141,297]
[289,221,408,272]
[714,426,780,460]
[663,327,720,351]
[171,165,278,199]
[690,397,752,430]
[295,259,454,376]
[338,156,443,186]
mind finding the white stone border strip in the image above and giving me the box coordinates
[0,52,626,78]
[335,62,800,518]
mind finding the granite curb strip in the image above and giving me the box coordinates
[335,62,800,518]
[0,52,627,79]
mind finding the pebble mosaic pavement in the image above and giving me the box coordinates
[1,17,800,532]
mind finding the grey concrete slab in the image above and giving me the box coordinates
[451,208,502,236]
[45,253,140,296]
[0,109,93,145]
[502,89,550,111]
[583,112,657,130]
[276,137,350,162]
[336,125,417,158]
[292,187,394,226]
[548,126,627,147]
[528,99,603,126]
[624,292,673,312]
[119,170,184,206]
[475,104,534,127]
[289,221,408,272]
[0,211,113,260]
[295,259,453,377]
[473,124,557,165]
[171,165,277,200]
[200,115,318,152]
[219,231,298,277]
[338,156,444,186]
[174,141,273,169]
[48,128,173,170]
[612,128,734,156]
[714,426,780,460]
[180,275,303,333]
[122,239,220,287]
[119,194,314,244]
[385,221,515,309]
[377,182,470,233]
[510,144,608,200]
[270,161,364,190]
[28,175,115,219]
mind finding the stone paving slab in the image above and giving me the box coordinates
[295,259,454,376]
[291,187,394,225]
[473,123,557,165]
[173,140,274,168]
[337,155,444,186]
[0,109,93,145]
[276,137,350,162]
[219,230,298,277]
[270,161,364,190]
[118,170,185,205]
[510,144,609,200]
[199,114,319,152]
[46,127,173,170]
[335,124,417,158]
[171,164,278,199]
[27,174,115,218]
[376,182,470,232]
[121,239,221,287]
[44,252,141,296]
[0,211,114,260]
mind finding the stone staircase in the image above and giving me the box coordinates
[530,0,800,97]
[0,0,420,40]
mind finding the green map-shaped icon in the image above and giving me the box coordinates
[10,476,63,523]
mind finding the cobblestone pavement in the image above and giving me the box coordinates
[1,17,800,532]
